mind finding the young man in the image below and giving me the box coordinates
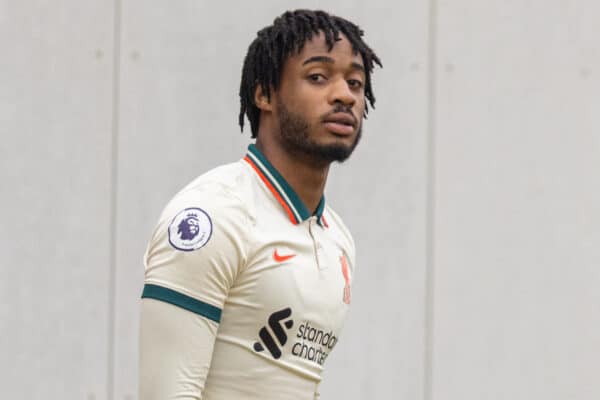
[139,9,381,400]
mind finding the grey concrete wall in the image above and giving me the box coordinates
[431,1,600,399]
[0,2,115,399]
[1,1,598,400]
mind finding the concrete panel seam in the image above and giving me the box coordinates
[108,0,122,399]
[424,0,438,399]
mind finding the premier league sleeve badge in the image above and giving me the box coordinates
[168,207,213,251]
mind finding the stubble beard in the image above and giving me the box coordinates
[276,97,362,164]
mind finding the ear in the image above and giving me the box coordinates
[254,85,273,112]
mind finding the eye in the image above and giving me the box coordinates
[308,73,327,83]
[348,79,364,89]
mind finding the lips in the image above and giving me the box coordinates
[323,113,356,136]
[324,113,356,127]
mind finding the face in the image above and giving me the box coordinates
[273,32,366,163]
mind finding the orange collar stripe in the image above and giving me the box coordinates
[244,156,297,224]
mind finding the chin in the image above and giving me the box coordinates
[309,140,357,163]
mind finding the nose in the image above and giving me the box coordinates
[328,78,356,107]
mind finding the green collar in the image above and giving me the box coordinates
[244,144,327,226]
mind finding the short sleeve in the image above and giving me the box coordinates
[142,184,250,323]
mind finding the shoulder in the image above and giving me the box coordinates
[143,161,257,311]
[177,160,253,203]
[165,160,257,220]
[149,160,257,253]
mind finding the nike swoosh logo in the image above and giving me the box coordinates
[273,249,296,263]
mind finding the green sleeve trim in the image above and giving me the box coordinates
[141,284,222,323]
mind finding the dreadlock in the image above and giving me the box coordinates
[238,9,383,138]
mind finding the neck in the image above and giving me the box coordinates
[255,139,329,215]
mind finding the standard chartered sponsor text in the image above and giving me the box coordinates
[291,321,338,366]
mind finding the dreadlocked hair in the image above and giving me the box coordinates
[238,9,382,138]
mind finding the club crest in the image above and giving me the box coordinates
[340,254,352,304]
[168,207,212,251]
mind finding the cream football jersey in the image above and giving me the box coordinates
[141,144,356,400]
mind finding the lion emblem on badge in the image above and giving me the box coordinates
[178,214,200,240]
[168,207,212,251]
